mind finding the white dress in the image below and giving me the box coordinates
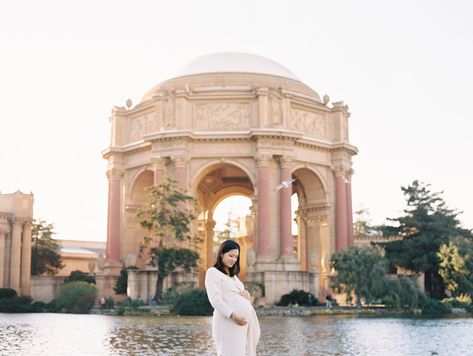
[205,267,260,356]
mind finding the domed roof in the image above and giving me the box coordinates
[174,52,300,81]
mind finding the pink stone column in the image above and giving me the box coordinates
[106,169,122,261]
[335,175,348,251]
[346,179,354,247]
[0,229,6,287]
[10,219,22,292]
[279,158,293,257]
[20,221,32,296]
[257,156,271,256]
[173,157,187,190]
[152,157,166,184]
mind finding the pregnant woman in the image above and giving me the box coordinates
[205,240,260,356]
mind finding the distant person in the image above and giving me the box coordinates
[100,296,106,308]
[326,294,333,309]
[205,240,260,356]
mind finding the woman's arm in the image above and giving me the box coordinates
[205,268,233,319]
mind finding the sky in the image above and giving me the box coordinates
[1,0,472,241]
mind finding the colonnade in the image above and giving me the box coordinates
[0,216,32,295]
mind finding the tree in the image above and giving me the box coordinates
[64,270,95,285]
[31,219,64,275]
[379,180,472,299]
[137,178,200,301]
[330,246,388,306]
[438,237,473,297]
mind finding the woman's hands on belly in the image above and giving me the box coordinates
[230,313,248,326]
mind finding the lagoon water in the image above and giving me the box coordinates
[1,313,473,355]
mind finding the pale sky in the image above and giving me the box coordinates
[1,0,472,242]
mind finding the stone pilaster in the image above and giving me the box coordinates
[106,168,124,261]
[256,154,271,256]
[278,156,293,258]
[333,165,348,251]
[0,228,7,288]
[151,156,167,185]
[10,218,23,293]
[345,169,354,247]
[20,220,32,296]
[172,156,188,190]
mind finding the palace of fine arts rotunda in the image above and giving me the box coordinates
[98,53,357,304]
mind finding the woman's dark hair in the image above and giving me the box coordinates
[214,240,241,277]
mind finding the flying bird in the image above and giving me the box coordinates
[274,178,297,191]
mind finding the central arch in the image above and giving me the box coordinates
[193,162,255,287]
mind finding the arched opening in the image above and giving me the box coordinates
[194,163,255,286]
[127,170,154,268]
[291,168,328,272]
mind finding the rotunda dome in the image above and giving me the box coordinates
[175,52,300,81]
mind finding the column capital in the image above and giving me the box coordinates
[332,164,351,178]
[172,155,189,168]
[276,155,295,168]
[345,168,354,181]
[12,218,25,228]
[106,168,124,180]
[150,156,167,170]
[255,154,272,167]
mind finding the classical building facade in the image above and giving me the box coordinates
[0,191,34,296]
[101,53,357,303]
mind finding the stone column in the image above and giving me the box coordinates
[173,156,188,190]
[334,169,348,251]
[256,155,271,256]
[206,218,216,264]
[152,156,166,185]
[0,229,6,288]
[295,210,307,270]
[106,168,123,261]
[10,218,23,293]
[279,157,293,258]
[20,221,32,296]
[345,172,354,247]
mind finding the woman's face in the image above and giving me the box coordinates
[221,248,239,271]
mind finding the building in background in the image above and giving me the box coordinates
[0,191,34,296]
[101,53,358,304]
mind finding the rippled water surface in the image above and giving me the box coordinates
[1,313,473,355]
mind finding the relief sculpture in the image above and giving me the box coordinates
[130,117,145,141]
[195,103,249,130]
[289,108,326,138]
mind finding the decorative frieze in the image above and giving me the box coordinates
[195,103,250,130]
[289,107,326,138]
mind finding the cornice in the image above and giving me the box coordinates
[102,142,152,158]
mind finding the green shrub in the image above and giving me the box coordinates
[64,270,96,285]
[0,296,35,313]
[54,281,97,314]
[0,288,17,299]
[422,298,452,315]
[277,289,322,307]
[172,288,213,316]
[161,281,195,305]
[383,276,428,311]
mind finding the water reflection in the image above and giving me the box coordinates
[1,313,473,355]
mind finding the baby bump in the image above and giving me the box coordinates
[226,294,253,319]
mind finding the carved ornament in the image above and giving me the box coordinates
[289,108,326,138]
[195,103,249,130]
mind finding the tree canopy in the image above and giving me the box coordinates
[137,178,200,300]
[378,180,472,298]
[31,219,64,275]
[330,245,388,306]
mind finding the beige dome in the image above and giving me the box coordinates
[175,52,300,81]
